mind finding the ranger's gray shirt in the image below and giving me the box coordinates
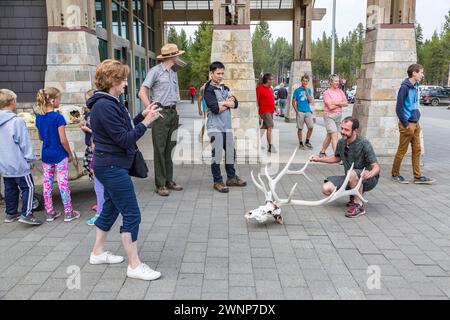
[206,84,232,133]
[142,63,178,106]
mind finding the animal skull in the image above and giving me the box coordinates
[246,149,368,224]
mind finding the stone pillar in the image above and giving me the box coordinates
[285,1,314,123]
[45,0,99,104]
[353,0,420,163]
[36,0,100,183]
[204,0,259,162]
[285,61,314,123]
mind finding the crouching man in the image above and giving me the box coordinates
[309,117,380,218]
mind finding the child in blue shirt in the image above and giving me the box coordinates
[292,75,315,149]
[35,87,80,222]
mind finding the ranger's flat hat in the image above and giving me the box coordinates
[157,43,185,60]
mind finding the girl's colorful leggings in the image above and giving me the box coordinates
[42,157,72,214]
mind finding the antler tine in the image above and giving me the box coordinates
[327,163,355,203]
[275,183,298,206]
[264,149,298,200]
[352,168,368,203]
[289,187,337,206]
[251,170,266,194]
[286,160,313,182]
[327,163,369,203]
[266,149,298,186]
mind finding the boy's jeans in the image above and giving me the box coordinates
[3,174,34,217]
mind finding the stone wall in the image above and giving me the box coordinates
[0,0,48,104]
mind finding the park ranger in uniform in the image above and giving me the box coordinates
[139,43,186,196]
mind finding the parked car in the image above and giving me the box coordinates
[419,85,442,97]
[420,88,450,106]
[346,85,357,103]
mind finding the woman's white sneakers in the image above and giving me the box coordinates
[89,253,161,281]
[127,263,161,281]
[89,251,125,265]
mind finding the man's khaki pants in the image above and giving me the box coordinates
[391,122,421,178]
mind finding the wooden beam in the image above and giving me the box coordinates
[312,8,326,21]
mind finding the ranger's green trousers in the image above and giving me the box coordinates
[151,109,179,188]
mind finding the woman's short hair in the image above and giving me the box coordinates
[329,74,340,83]
[94,59,130,92]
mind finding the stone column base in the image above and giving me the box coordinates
[285,60,313,123]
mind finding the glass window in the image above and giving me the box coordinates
[141,57,146,82]
[121,0,129,9]
[134,0,144,20]
[98,38,108,61]
[148,28,155,52]
[133,17,139,45]
[148,6,154,29]
[95,0,107,29]
[112,2,120,36]
[114,49,122,61]
[135,56,141,113]
[138,20,144,47]
[121,7,129,40]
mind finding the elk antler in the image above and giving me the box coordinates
[327,163,368,204]
[263,149,336,206]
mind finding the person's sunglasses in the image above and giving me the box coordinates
[344,145,349,158]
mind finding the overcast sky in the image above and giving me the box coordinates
[174,0,449,43]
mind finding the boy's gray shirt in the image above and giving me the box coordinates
[204,83,235,133]
[0,110,35,177]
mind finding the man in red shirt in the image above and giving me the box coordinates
[188,86,197,104]
[256,73,277,153]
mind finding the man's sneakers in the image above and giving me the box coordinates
[414,176,436,185]
[226,176,247,187]
[213,182,229,193]
[90,251,124,265]
[156,186,170,196]
[46,211,62,222]
[127,263,161,281]
[166,181,183,191]
[305,142,313,149]
[393,175,436,185]
[299,143,306,150]
[268,144,277,153]
[19,214,42,226]
[346,202,366,218]
[4,213,20,223]
[392,175,409,184]
[64,210,81,222]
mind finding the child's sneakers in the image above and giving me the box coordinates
[4,213,20,223]
[19,214,42,226]
[64,210,80,222]
[86,213,99,226]
[45,211,62,222]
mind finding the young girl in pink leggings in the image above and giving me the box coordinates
[35,87,80,222]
